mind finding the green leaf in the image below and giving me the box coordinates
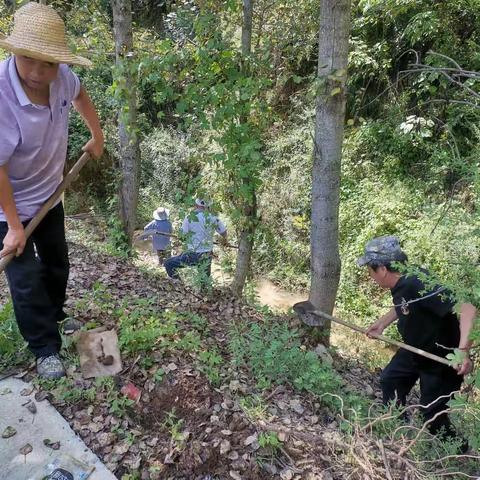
[330,87,342,96]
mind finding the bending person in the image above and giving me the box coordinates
[165,199,227,281]
[358,236,475,452]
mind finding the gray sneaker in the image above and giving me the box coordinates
[36,354,65,379]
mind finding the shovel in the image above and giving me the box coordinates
[293,300,452,367]
[0,152,91,273]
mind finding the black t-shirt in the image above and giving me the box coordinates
[390,270,460,365]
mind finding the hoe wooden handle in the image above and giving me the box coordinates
[313,309,452,367]
[0,152,91,273]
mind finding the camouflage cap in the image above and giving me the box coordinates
[357,236,406,267]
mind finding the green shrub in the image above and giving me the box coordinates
[229,321,343,406]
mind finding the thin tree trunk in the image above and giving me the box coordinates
[309,0,351,345]
[232,194,257,295]
[232,0,255,296]
[241,0,253,56]
[112,0,140,244]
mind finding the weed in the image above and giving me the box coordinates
[35,377,96,405]
[109,395,134,417]
[163,409,188,448]
[0,302,29,369]
[184,311,208,334]
[154,368,165,384]
[176,330,202,352]
[239,395,268,421]
[121,473,140,480]
[258,431,281,451]
[118,305,178,355]
[198,348,223,386]
[229,321,344,408]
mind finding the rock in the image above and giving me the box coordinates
[280,468,294,480]
[229,470,242,480]
[314,344,333,365]
[278,432,287,442]
[364,385,375,398]
[220,440,231,454]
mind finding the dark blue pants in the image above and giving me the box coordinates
[380,349,463,438]
[164,251,212,280]
[0,203,68,358]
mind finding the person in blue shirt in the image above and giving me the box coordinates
[143,207,172,265]
[164,199,227,280]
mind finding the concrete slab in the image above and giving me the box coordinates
[0,377,117,480]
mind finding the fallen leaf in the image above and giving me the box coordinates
[43,438,61,450]
[25,401,37,414]
[34,391,50,402]
[244,434,257,446]
[220,439,231,454]
[20,443,33,456]
[2,426,17,438]
[20,388,34,396]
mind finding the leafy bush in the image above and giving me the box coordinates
[230,321,343,405]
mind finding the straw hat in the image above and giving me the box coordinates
[0,2,92,67]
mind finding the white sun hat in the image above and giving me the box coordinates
[153,207,170,220]
[0,2,92,67]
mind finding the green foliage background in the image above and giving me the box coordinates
[0,0,478,368]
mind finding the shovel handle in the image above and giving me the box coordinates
[0,152,91,273]
[312,309,452,367]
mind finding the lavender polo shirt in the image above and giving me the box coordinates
[0,56,80,222]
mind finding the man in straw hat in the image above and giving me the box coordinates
[0,3,104,378]
[358,236,476,451]
[143,207,172,265]
[164,198,227,282]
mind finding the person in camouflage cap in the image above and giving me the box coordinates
[358,236,476,452]
[356,235,407,267]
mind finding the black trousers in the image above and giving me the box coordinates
[0,203,69,358]
[380,349,463,438]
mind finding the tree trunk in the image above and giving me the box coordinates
[231,0,255,296]
[309,0,351,345]
[112,0,140,244]
[232,193,257,296]
[241,0,253,56]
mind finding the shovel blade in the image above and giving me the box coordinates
[293,300,325,327]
